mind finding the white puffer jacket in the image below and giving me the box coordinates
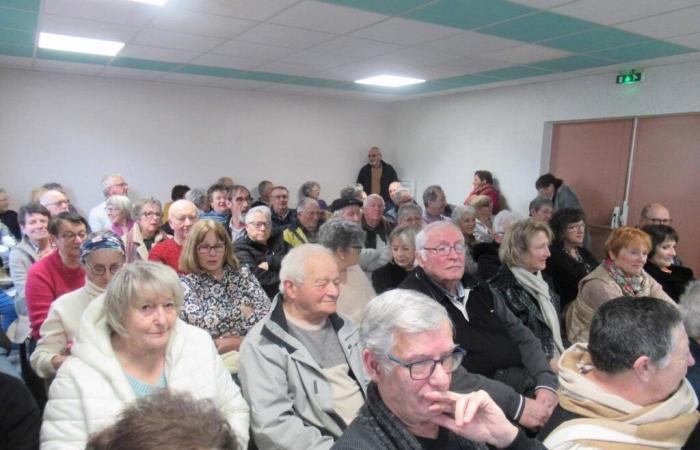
[40,294,250,449]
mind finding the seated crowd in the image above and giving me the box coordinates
[0,148,697,450]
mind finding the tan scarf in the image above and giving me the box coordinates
[545,344,699,449]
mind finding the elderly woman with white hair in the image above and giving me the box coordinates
[124,198,168,262]
[318,218,375,324]
[679,280,700,409]
[105,195,133,238]
[488,220,565,365]
[30,231,126,379]
[472,210,523,280]
[41,261,250,449]
[451,205,479,276]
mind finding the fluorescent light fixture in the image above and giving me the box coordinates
[39,32,124,56]
[130,0,169,5]
[355,75,425,88]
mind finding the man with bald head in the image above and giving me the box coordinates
[39,190,71,216]
[88,174,129,231]
[148,199,198,274]
[356,146,399,206]
[638,202,672,227]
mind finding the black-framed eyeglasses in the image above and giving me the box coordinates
[88,262,123,276]
[387,347,466,380]
[644,216,673,225]
[423,243,466,257]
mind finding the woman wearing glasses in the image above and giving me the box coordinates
[124,198,168,262]
[488,220,565,367]
[105,195,133,238]
[234,206,290,298]
[544,209,598,311]
[180,219,270,374]
[566,227,674,344]
[30,232,126,378]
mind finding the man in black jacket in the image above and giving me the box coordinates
[356,146,399,206]
[399,221,558,430]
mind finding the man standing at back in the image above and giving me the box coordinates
[88,174,128,232]
[356,146,399,206]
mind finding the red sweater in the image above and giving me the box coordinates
[25,250,85,340]
[148,238,184,274]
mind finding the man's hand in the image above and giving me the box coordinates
[519,396,550,430]
[214,333,243,353]
[425,390,519,449]
[535,388,558,416]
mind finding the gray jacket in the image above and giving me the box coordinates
[239,296,370,450]
[8,237,39,315]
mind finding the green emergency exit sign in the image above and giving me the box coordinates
[616,71,642,85]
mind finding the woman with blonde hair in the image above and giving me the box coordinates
[566,227,673,344]
[179,219,270,374]
[469,194,494,243]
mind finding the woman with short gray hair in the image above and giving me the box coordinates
[488,219,565,365]
[680,280,700,407]
[105,195,133,238]
[299,180,327,210]
[125,198,167,262]
[451,205,479,276]
[42,261,251,449]
[371,225,417,294]
[318,219,375,323]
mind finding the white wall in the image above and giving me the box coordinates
[386,59,700,215]
[0,68,389,213]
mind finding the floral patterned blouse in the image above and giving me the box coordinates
[180,265,271,338]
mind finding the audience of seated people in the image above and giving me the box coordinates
[180,220,270,376]
[234,205,290,298]
[641,224,694,302]
[2,165,699,450]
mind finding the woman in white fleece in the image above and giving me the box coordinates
[41,261,249,450]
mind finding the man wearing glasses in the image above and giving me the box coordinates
[39,189,71,216]
[269,186,297,231]
[333,290,545,449]
[638,202,672,227]
[399,221,558,431]
[88,174,129,232]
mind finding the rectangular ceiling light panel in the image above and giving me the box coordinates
[38,32,124,56]
[355,74,425,87]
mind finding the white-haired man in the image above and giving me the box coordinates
[39,190,71,216]
[239,244,369,450]
[88,174,128,231]
[148,200,197,274]
[539,297,698,448]
[332,290,546,449]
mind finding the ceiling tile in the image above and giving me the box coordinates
[161,72,223,85]
[0,28,33,48]
[482,44,573,64]
[318,0,431,16]
[253,60,318,76]
[110,56,180,72]
[118,44,200,63]
[175,64,240,77]
[270,1,385,34]
[211,77,274,90]
[431,56,515,74]
[615,6,700,39]
[418,31,524,57]
[668,32,700,50]
[260,83,347,98]
[0,7,37,32]
[100,65,164,80]
[150,8,256,39]
[309,36,401,58]
[479,11,598,43]
[236,23,335,49]
[318,59,418,81]
[591,40,695,62]
[371,47,463,67]
[405,0,534,31]
[166,0,298,21]
[507,0,574,8]
[191,52,266,70]
[0,0,40,11]
[133,29,225,52]
[280,50,359,69]
[541,27,651,53]
[478,65,552,80]
[34,58,103,75]
[352,17,460,46]
[552,0,700,26]
[0,53,33,69]
[529,54,611,72]
[211,40,295,60]
[41,14,142,42]
[43,0,158,27]
[233,70,291,82]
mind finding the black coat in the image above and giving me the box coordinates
[356,160,398,205]
[234,230,290,298]
[544,243,598,310]
[644,262,694,302]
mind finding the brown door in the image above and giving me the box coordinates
[550,119,635,260]
[627,114,700,275]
